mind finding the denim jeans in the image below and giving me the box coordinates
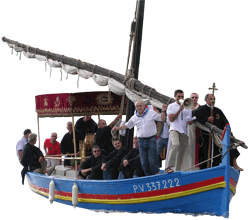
[138,136,159,176]
[156,137,169,156]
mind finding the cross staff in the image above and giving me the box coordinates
[207,83,218,168]
[209,82,218,113]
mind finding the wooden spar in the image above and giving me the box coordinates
[1,36,176,106]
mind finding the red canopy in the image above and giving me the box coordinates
[35,91,126,117]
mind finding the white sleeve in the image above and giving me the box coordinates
[125,116,136,129]
[16,140,23,151]
[167,104,174,115]
[152,111,162,122]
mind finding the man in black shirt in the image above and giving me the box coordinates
[21,133,54,184]
[118,137,144,179]
[60,122,84,166]
[94,113,122,156]
[101,138,128,179]
[194,94,242,170]
[75,115,98,141]
[21,133,47,173]
[78,145,104,180]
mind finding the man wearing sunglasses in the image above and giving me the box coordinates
[78,145,104,180]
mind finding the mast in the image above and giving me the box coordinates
[124,0,145,150]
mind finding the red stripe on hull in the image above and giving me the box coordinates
[30,176,224,200]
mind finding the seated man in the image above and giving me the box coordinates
[101,138,128,180]
[78,145,104,180]
[118,137,144,179]
[94,113,122,156]
[60,122,84,166]
[21,133,54,184]
[44,132,61,168]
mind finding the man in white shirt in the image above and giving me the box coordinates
[16,129,31,162]
[113,100,165,176]
[163,90,192,173]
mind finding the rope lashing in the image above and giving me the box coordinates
[148,87,156,99]
[92,65,97,74]
[123,72,135,86]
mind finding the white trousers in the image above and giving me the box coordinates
[167,130,188,171]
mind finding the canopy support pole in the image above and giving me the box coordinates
[37,116,41,149]
[72,116,78,178]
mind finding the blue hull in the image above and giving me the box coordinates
[25,125,240,217]
[26,165,239,217]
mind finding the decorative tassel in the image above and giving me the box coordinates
[60,68,63,81]
[77,74,80,88]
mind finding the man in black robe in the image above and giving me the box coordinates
[94,113,122,156]
[78,145,104,180]
[60,122,84,166]
[194,94,242,170]
[75,115,98,141]
[118,137,144,179]
[101,138,128,179]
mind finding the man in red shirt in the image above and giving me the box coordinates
[44,132,61,168]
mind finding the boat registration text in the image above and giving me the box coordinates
[133,178,180,193]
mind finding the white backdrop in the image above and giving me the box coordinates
[0,1,249,219]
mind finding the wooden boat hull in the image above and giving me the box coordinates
[26,164,239,217]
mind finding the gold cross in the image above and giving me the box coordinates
[209,83,218,96]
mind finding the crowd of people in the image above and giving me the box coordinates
[16,89,243,182]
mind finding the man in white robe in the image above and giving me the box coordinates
[181,93,200,171]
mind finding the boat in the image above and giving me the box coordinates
[1,0,248,218]
[26,121,239,217]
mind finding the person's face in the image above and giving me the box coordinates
[191,93,199,104]
[135,101,145,115]
[133,138,139,149]
[51,133,57,142]
[175,93,184,103]
[84,115,91,122]
[67,123,73,132]
[92,147,101,158]
[98,120,106,129]
[113,140,122,150]
[206,94,215,106]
